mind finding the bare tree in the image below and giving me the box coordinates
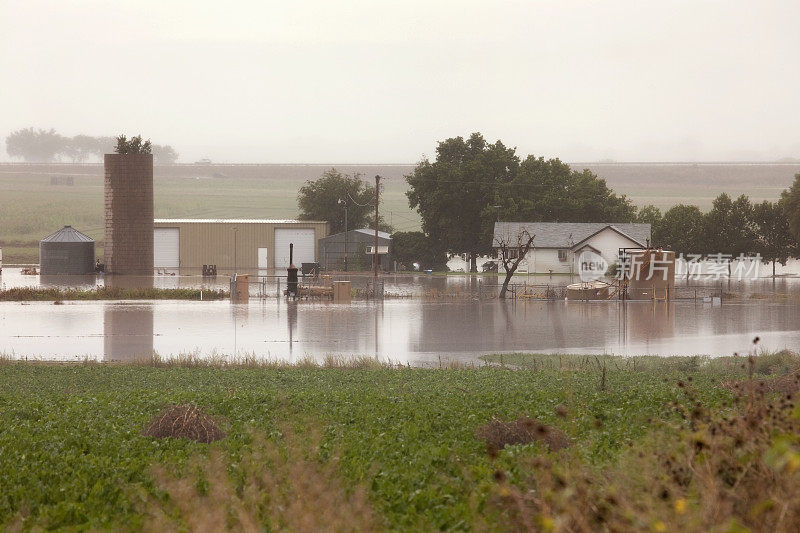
[496,229,536,298]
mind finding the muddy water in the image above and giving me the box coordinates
[1,298,799,365]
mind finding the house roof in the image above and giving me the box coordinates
[493,222,650,249]
[41,225,94,243]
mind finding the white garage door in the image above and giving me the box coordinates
[154,228,180,268]
[274,228,315,268]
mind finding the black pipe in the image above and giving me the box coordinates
[287,243,298,296]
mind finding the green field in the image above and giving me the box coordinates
[2,352,799,530]
[0,164,419,264]
[1,162,797,264]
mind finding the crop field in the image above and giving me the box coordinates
[1,162,798,264]
[2,351,799,530]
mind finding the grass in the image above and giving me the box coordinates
[0,165,419,264]
[2,351,797,530]
[0,287,229,301]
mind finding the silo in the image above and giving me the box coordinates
[40,225,95,275]
[103,153,154,275]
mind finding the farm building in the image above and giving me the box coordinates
[318,228,392,271]
[40,225,96,275]
[492,222,651,276]
[153,219,328,274]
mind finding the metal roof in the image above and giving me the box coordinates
[354,228,392,240]
[493,222,650,248]
[40,225,94,243]
[154,219,326,224]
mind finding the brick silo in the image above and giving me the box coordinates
[103,153,154,275]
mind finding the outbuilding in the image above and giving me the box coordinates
[153,219,329,274]
[40,225,96,275]
[318,228,392,271]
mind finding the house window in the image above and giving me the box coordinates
[558,249,568,262]
[504,248,520,260]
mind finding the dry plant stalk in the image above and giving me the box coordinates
[484,361,800,532]
[142,430,376,532]
[142,404,226,443]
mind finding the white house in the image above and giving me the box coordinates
[492,222,651,276]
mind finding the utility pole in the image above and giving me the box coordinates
[338,195,348,271]
[374,175,380,281]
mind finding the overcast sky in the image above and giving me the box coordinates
[1,0,799,163]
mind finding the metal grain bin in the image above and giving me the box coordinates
[40,226,95,275]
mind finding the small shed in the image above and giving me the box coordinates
[318,228,392,271]
[40,226,95,275]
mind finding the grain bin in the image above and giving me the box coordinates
[39,226,95,275]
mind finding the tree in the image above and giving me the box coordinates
[495,229,536,298]
[783,173,800,241]
[636,204,663,227]
[406,133,519,272]
[115,134,151,154]
[703,193,755,259]
[391,231,448,271]
[654,204,705,255]
[752,200,798,276]
[298,168,382,234]
[63,134,101,163]
[5,127,66,162]
[152,144,179,165]
[503,157,636,223]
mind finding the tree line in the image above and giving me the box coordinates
[4,127,178,164]
[639,182,800,274]
[299,132,800,272]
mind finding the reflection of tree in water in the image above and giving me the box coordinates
[103,304,153,361]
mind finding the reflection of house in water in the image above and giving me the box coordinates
[103,304,154,361]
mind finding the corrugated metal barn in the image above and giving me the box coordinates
[153,219,329,274]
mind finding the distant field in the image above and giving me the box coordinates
[1,162,797,264]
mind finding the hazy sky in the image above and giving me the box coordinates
[2,0,799,163]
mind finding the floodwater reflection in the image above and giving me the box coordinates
[0,298,798,364]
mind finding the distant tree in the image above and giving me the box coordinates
[5,127,66,162]
[752,200,798,276]
[115,134,151,154]
[703,193,756,259]
[505,157,636,223]
[298,168,385,234]
[783,173,800,241]
[391,231,448,271]
[152,144,179,165]
[62,134,101,163]
[636,204,663,227]
[93,136,117,158]
[406,133,519,272]
[654,204,705,255]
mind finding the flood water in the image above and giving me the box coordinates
[2,268,799,364]
[2,298,799,365]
